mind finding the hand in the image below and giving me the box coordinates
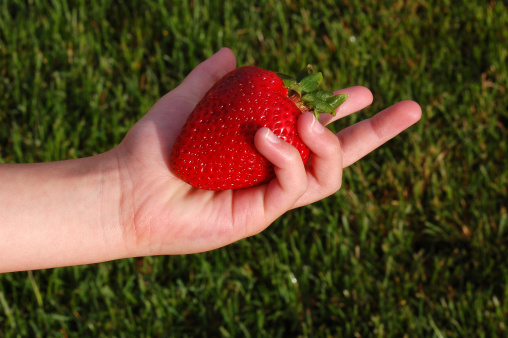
[114,48,422,257]
[0,48,421,272]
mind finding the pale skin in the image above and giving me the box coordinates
[0,48,422,273]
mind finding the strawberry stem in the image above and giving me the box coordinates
[277,65,348,120]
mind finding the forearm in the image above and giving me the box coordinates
[0,151,129,272]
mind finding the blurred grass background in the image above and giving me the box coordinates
[0,0,507,336]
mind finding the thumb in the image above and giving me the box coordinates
[174,47,237,105]
[122,48,237,163]
[150,48,237,125]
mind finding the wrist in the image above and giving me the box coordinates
[0,151,131,272]
[98,147,138,260]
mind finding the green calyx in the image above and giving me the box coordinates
[277,65,348,120]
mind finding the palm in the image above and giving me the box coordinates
[115,48,421,256]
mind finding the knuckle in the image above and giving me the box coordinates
[319,172,342,196]
[334,178,343,192]
[327,136,343,155]
[296,178,309,195]
[286,145,305,164]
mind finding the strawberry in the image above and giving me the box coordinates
[170,65,347,191]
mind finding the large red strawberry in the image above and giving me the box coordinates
[170,65,347,191]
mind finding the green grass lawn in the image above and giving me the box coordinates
[1,0,507,336]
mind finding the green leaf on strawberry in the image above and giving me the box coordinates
[278,66,347,120]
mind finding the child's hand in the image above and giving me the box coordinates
[0,48,420,272]
[114,48,422,257]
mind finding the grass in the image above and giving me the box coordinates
[1,0,507,336]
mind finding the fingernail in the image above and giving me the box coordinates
[265,128,281,144]
[311,115,325,134]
